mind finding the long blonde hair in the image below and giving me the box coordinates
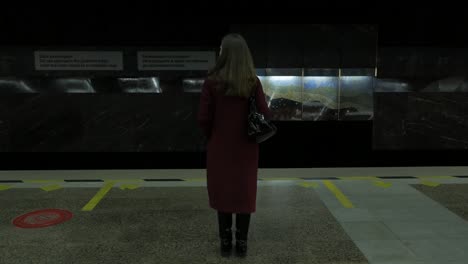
[208,34,257,98]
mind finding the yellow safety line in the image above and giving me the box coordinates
[420,181,441,187]
[339,176,379,180]
[82,181,116,211]
[262,178,301,181]
[184,178,206,182]
[103,179,144,182]
[119,184,140,190]
[373,180,392,188]
[23,180,64,183]
[417,176,453,179]
[0,185,13,191]
[323,180,354,208]
[41,184,63,192]
[298,182,319,188]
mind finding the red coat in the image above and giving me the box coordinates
[197,77,271,213]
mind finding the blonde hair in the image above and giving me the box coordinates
[208,34,257,98]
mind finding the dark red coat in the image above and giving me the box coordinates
[197,78,271,213]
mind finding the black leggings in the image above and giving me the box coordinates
[217,211,251,239]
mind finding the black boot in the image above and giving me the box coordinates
[235,213,251,257]
[235,230,248,257]
[217,212,233,257]
[220,228,232,257]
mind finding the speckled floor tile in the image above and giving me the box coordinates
[0,186,369,264]
[411,183,468,222]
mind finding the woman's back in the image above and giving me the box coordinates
[199,77,270,144]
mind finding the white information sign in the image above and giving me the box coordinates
[138,51,215,71]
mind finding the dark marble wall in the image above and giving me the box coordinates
[374,93,468,149]
[6,27,468,152]
[373,47,468,149]
[0,94,204,152]
[230,24,377,68]
[0,25,379,152]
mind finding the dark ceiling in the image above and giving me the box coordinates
[1,5,467,47]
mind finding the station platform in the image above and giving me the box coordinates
[1,167,468,264]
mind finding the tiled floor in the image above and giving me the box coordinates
[412,184,468,221]
[314,179,468,264]
[1,168,468,264]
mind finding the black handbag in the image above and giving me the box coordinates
[247,88,277,143]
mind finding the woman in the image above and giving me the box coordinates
[197,34,271,257]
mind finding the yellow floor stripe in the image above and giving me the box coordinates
[0,185,12,191]
[421,181,441,187]
[119,184,140,190]
[373,180,392,188]
[82,182,116,211]
[417,176,453,179]
[104,179,144,182]
[262,178,301,181]
[40,184,63,192]
[23,180,64,183]
[323,180,354,208]
[339,176,378,181]
[184,178,206,182]
[298,182,319,188]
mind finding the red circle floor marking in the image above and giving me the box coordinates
[13,209,73,228]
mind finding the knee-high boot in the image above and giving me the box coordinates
[235,213,251,257]
[217,211,233,256]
